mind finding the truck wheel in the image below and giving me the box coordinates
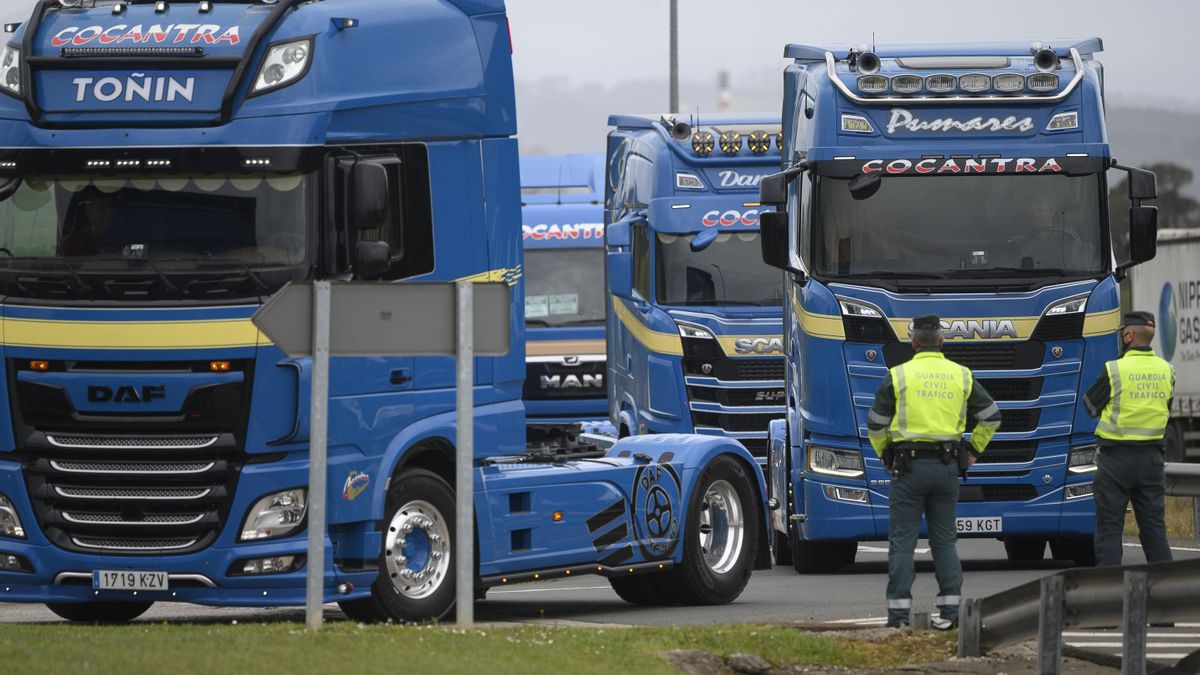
[1165,422,1185,463]
[662,456,758,604]
[45,601,153,623]
[609,574,675,605]
[1050,536,1096,567]
[352,469,457,623]
[1003,537,1046,562]
[772,528,792,566]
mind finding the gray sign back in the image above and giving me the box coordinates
[252,282,511,357]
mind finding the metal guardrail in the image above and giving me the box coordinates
[959,463,1200,674]
[959,558,1200,666]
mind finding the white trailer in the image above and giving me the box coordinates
[1129,229,1200,461]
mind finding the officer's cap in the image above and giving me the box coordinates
[912,314,942,331]
[1121,311,1155,328]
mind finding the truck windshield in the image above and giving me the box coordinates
[811,174,1105,279]
[524,248,606,327]
[0,173,310,300]
[656,231,783,306]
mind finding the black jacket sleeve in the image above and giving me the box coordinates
[1082,370,1110,419]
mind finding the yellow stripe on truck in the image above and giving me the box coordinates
[610,296,683,356]
[526,339,606,358]
[1082,308,1120,337]
[0,317,265,350]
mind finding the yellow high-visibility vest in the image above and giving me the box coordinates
[889,352,971,443]
[1096,350,1174,442]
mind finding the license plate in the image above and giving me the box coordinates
[956,517,1002,534]
[93,570,168,591]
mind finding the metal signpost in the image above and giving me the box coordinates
[253,280,510,631]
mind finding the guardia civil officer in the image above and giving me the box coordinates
[867,314,1002,629]
[1083,311,1176,567]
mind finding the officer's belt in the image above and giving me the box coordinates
[892,442,955,460]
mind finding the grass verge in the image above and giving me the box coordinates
[0,621,955,674]
[1125,495,1197,539]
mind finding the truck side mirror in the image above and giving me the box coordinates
[759,172,789,206]
[1127,167,1157,202]
[355,239,391,278]
[1128,206,1158,265]
[607,250,632,299]
[352,162,391,230]
[606,219,631,247]
[759,211,790,270]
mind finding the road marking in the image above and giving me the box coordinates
[1065,629,1200,634]
[827,616,888,625]
[490,585,611,595]
[1122,542,1200,553]
[858,545,929,554]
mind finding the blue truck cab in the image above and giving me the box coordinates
[520,153,608,444]
[605,114,787,464]
[757,39,1160,572]
[0,0,769,621]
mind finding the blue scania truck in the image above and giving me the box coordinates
[756,39,1160,572]
[605,114,787,464]
[519,153,608,444]
[0,0,768,622]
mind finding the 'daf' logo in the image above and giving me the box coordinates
[1160,282,1178,361]
[631,463,682,559]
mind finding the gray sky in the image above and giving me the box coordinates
[507,0,1200,110]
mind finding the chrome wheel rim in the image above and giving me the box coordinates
[383,499,451,600]
[698,479,744,574]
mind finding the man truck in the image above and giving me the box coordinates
[1130,229,1200,462]
[520,153,609,445]
[0,0,768,622]
[756,39,1160,572]
[605,114,787,465]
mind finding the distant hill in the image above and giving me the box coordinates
[515,77,1200,199]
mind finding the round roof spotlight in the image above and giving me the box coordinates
[57,0,84,7]
[747,130,771,155]
[775,133,783,151]
[1033,48,1059,72]
[718,130,742,156]
[691,131,715,157]
[856,51,880,75]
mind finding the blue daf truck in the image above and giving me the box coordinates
[605,114,787,464]
[0,0,769,621]
[520,153,608,445]
[756,39,1160,572]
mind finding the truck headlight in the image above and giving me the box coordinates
[1066,483,1094,499]
[808,446,865,479]
[676,322,715,340]
[0,43,20,97]
[1068,445,1097,473]
[251,37,313,96]
[1046,295,1088,315]
[0,494,25,539]
[240,488,307,541]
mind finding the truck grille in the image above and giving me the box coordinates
[11,358,251,556]
[977,441,1037,464]
[959,484,1039,502]
[975,377,1043,402]
[687,386,785,406]
[967,408,1041,433]
[884,342,1045,370]
[692,411,782,433]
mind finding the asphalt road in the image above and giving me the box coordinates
[3,537,1198,627]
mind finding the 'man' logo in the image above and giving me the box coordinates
[734,337,784,355]
[87,385,166,403]
[908,319,1019,340]
[73,75,195,103]
[540,374,603,389]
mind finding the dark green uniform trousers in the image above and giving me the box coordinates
[887,459,962,626]
[1094,446,1173,566]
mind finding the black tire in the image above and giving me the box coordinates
[45,601,153,623]
[1050,536,1096,567]
[790,532,852,574]
[355,469,458,623]
[661,456,759,605]
[1165,421,1186,464]
[609,573,676,606]
[1003,537,1047,562]
[772,527,792,566]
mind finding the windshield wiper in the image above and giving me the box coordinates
[945,267,1067,276]
[0,258,93,295]
[836,270,946,279]
[201,256,270,293]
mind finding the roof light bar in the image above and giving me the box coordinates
[856,75,887,94]
[827,47,1088,105]
[691,131,715,157]
[718,130,742,156]
[747,130,771,155]
[925,74,955,93]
